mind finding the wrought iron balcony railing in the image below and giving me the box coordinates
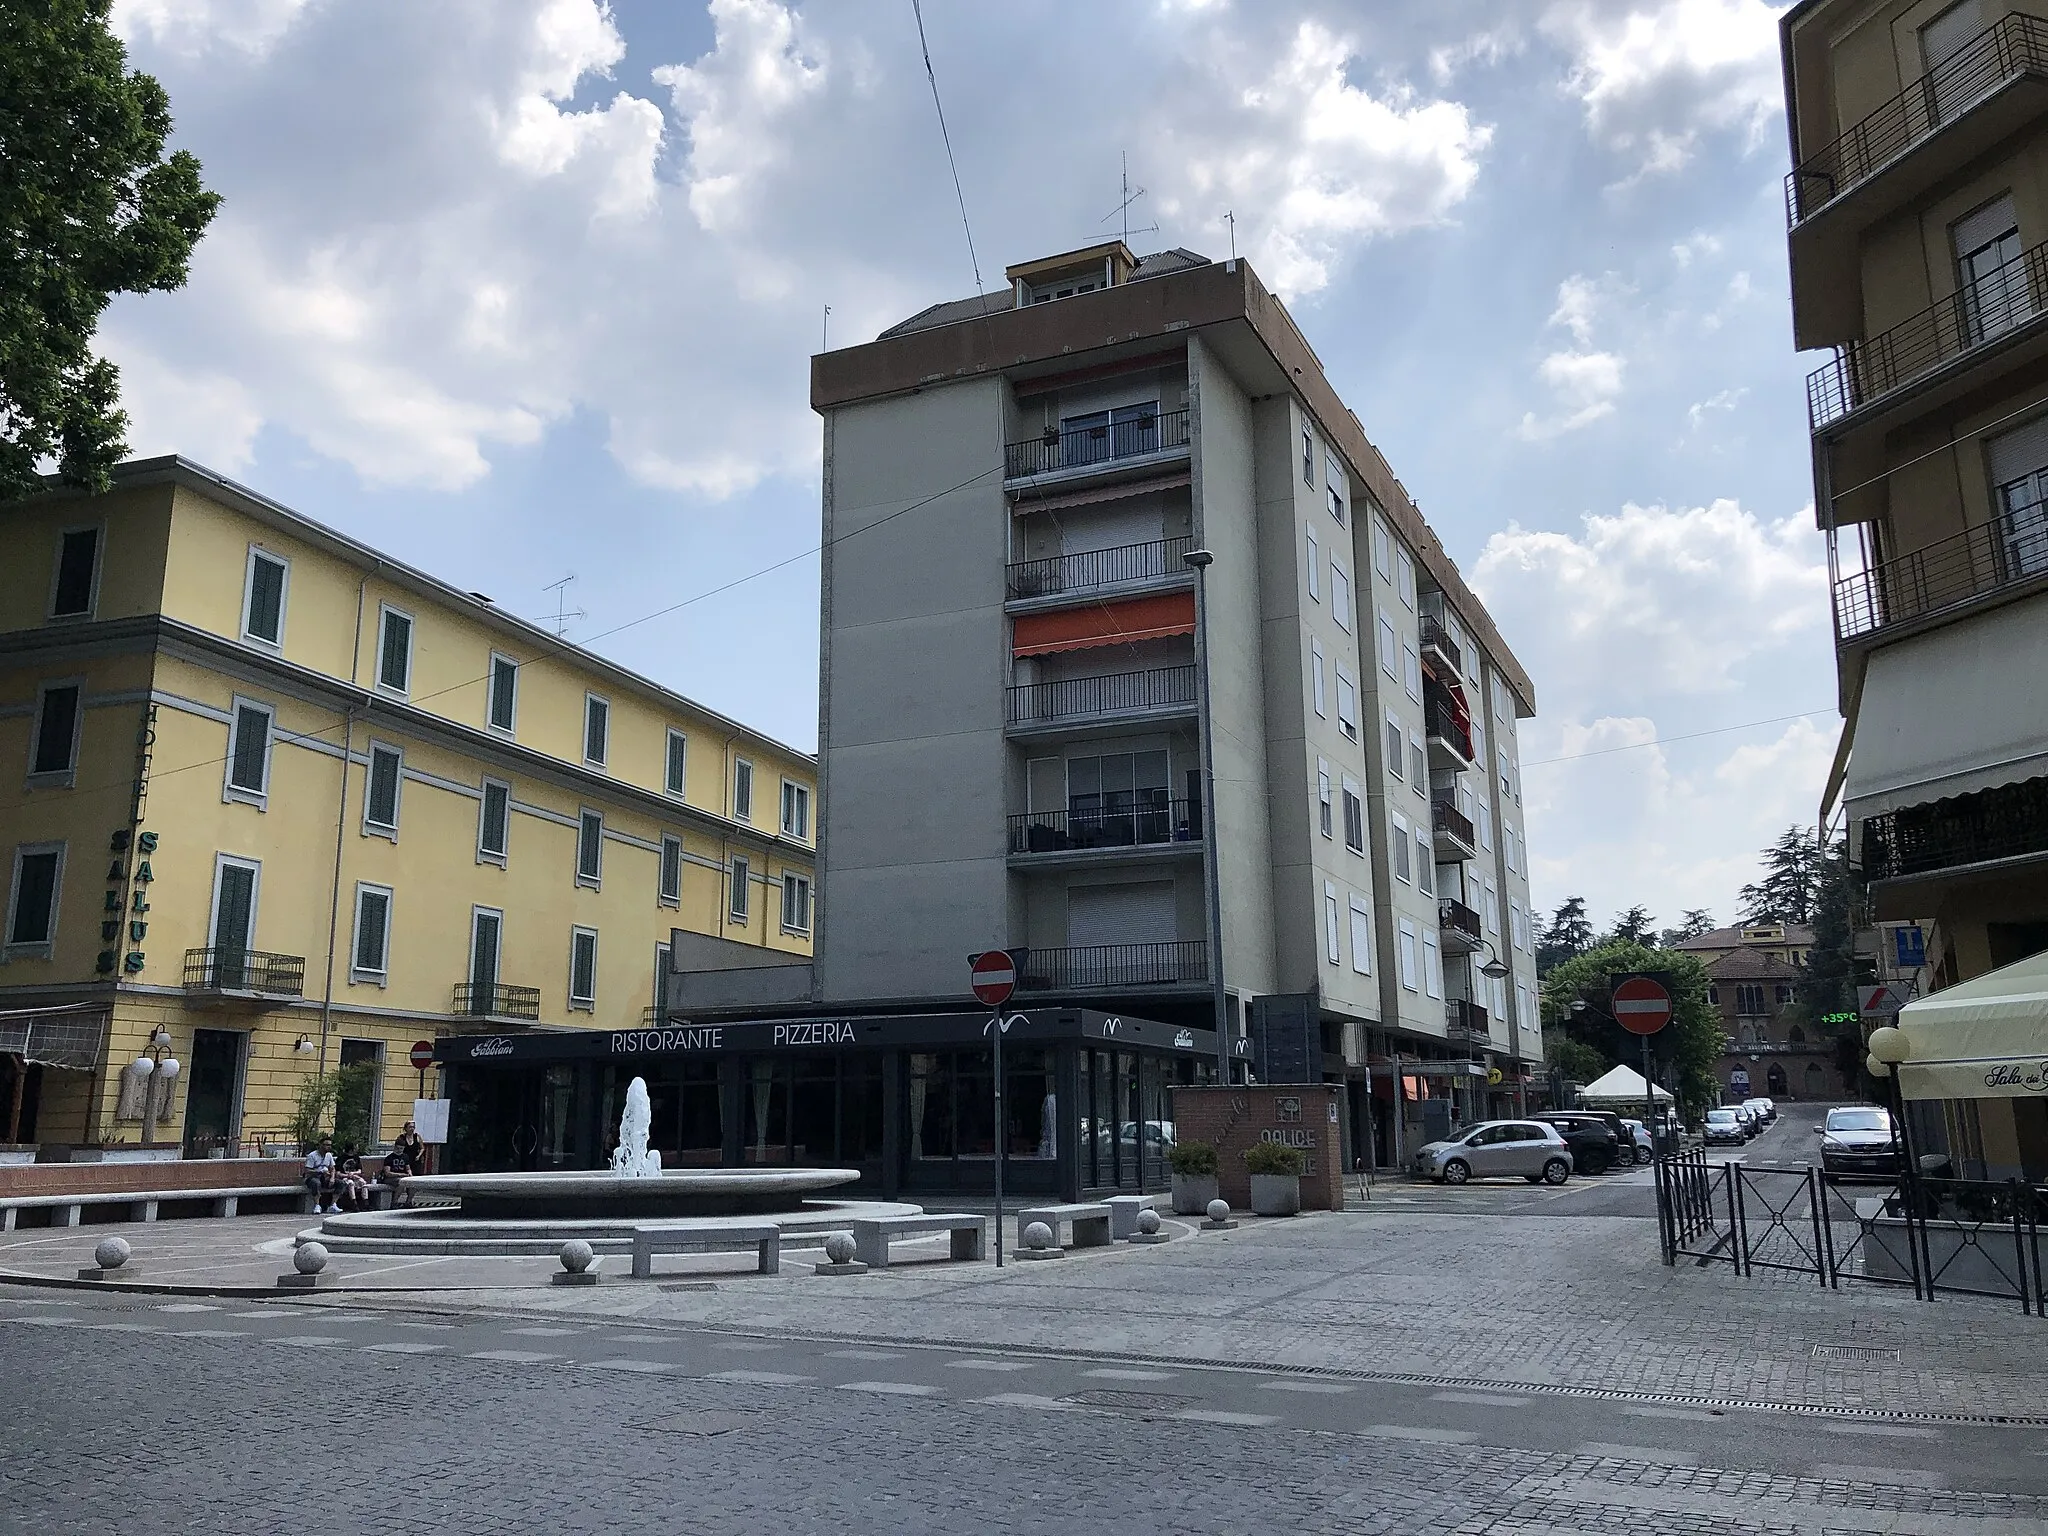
[1785,12,2048,228]
[1419,613,1463,675]
[1017,941,1209,991]
[1006,664,1198,726]
[1438,898,1483,953]
[1808,238,2047,429]
[1431,796,1477,853]
[1833,507,2048,642]
[452,982,541,1021]
[1861,774,2048,882]
[1007,535,1192,600]
[1446,998,1491,1043]
[1005,407,1190,479]
[1008,798,1202,855]
[1424,695,1475,764]
[183,948,306,996]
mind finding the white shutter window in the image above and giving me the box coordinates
[1415,833,1434,895]
[1385,714,1404,780]
[1324,882,1341,964]
[1349,895,1372,975]
[1378,610,1398,677]
[1398,919,1418,991]
[1396,549,1415,610]
[1330,564,1352,631]
[1423,931,1442,1000]
[1317,762,1333,838]
[1305,528,1320,601]
[1336,670,1357,739]
[1989,413,2048,486]
[1483,880,1499,935]
[1403,644,1422,701]
[1373,519,1391,580]
[1391,812,1411,883]
[1067,881,1176,946]
[1311,637,1326,716]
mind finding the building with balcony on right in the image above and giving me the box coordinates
[1785,0,2048,1173]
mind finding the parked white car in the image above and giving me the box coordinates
[1411,1120,1574,1185]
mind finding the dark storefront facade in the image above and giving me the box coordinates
[436,1008,1217,1203]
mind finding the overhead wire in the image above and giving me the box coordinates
[1518,709,1834,768]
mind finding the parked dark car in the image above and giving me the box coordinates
[1703,1107,1746,1147]
[1534,1112,1623,1174]
[1817,1105,1903,1178]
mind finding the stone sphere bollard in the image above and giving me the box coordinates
[1023,1221,1054,1251]
[294,1241,329,1276]
[1136,1207,1162,1236]
[560,1239,595,1274]
[824,1232,856,1266]
[94,1236,131,1271]
[1206,1199,1230,1223]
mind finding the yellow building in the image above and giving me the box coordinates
[0,456,815,1163]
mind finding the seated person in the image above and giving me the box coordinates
[337,1145,373,1211]
[303,1137,340,1215]
[377,1143,412,1206]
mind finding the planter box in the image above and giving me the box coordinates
[1171,1172,1219,1215]
[1249,1173,1301,1216]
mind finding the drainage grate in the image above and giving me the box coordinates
[1811,1344,1900,1363]
[1060,1388,1195,1414]
[659,1281,718,1292]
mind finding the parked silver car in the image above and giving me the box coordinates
[1619,1118,1656,1165]
[1411,1120,1574,1185]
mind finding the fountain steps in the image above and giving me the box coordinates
[299,1200,925,1258]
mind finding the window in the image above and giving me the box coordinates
[1325,453,1345,525]
[1302,426,1315,485]
[1397,918,1418,991]
[782,872,813,934]
[242,548,289,647]
[1477,802,1493,851]
[576,810,603,886]
[1378,609,1398,678]
[1470,707,1485,760]
[660,835,683,906]
[488,653,519,734]
[1372,518,1391,581]
[1499,748,1514,804]
[225,699,273,804]
[364,743,401,834]
[1396,549,1415,610]
[1515,980,1531,1030]
[1385,715,1404,781]
[1330,563,1352,631]
[1342,782,1365,854]
[781,780,810,840]
[1736,982,1766,1015]
[1416,833,1434,896]
[1310,637,1326,716]
[733,759,754,821]
[1504,824,1519,874]
[1509,899,1524,952]
[49,527,102,619]
[1317,762,1333,838]
[1324,882,1341,964]
[665,729,688,798]
[570,927,598,1010]
[1409,739,1426,793]
[351,884,392,982]
[376,605,413,694]
[478,779,510,864]
[1402,644,1422,702]
[1708,985,1721,1005]
[29,682,82,782]
[4,843,63,956]
[1305,528,1320,600]
[1349,894,1372,975]
[1775,983,1795,1004]
[1335,669,1357,740]
[208,856,258,963]
[1423,931,1442,1000]
[729,856,750,922]
[1392,812,1412,882]
[1483,881,1499,935]
[584,693,609,768]
[1954,194,2027,343]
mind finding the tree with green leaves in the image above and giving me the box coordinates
[1536,895,1595,975]
[1540,938,1726,1116]
[1543,1032,1609,1086]
[1659,908,1715,947]
[0,2,219,497]
[1738,826,1824,927]
[1609,905,1657,946]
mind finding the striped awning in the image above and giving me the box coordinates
[0,1005,109,1071]
[1012,592,1196,656]
[1010,472,1190,516]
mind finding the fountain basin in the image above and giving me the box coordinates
[399,1167,860,1221]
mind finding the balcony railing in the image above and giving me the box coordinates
[1785,12,2048,228]
[1808,238,2048,429]
[183,948,305,996]
[1832,508,2048,642]
[1006,664,1198,727]
[1005,408,1190,479]
[1017,941,1209,991]
[1446,998,1490,1043]
[452,982,541,1021]
[1009,798,1202,855]
[1861,774,2048,882]
[1419,613,1463,675]
[1424,695,1475,765]
[1431,796,1476,854]
[1438,898,1483,954]
[1007,535,1193,601]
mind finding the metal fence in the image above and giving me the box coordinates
[1832,510,2048,643]
[451,983,542,1021]
[1006,664,1198,726]
[1008,798,1202,854]
[1007,535,1193,600]
[182,948,306,996]
[1017,941,1209,991]
[1004,408,1190,479]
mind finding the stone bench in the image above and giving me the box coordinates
[0,1186,314,1231]
[629,1221,780,1279]
[1105,1194,1159,1240]
[849,1213,985,1269]
[1017,1202,1112,1252]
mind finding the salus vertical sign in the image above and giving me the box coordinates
[96,706,159,978]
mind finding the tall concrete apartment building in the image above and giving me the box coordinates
[1785,0,2048,1173]
[675,242,1543,1179]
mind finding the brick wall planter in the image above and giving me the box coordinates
[1169,1084,1347,1211]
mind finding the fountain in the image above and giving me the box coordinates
[608,1076,663,1178]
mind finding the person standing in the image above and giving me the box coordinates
[392,1119,428,1178]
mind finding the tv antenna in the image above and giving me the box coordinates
[543,574,586,638]
[1223,209,1237,261]
[1101,152,1158,245]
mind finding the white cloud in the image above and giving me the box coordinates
[112,0,309,56]
[1518,273,1630,439]
[1687,386,1746,430]
[1428,23,1526,84]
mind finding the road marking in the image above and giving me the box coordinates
[506,1326,579,1337]
[1576,1442,1699,1465]
[975,1393,1076,1411]
[270,1335,348,1348]
[467,1350,560,1363]
[365,1342,444,1355]
[1362,1425,1481,1444]
[229,1310,283,1320]
[394,1320,458,1331]
[85,1322,158,1333]
[1821,1422,1941,1439]
[1431,1391,1532,1406]
[838,1381,941,1396]
[710,1340,782,1352]
[606,1333,672,1344]
[826,1348,904,1360]
[153,1303,220,1313]
[583,1359,674,1374]
[1814,1463,1949,1487]
[171,1329,248,1339]
[945,1358,1035,1372]
[1621,1405,1721,1422]
[1258,1380,1356,1395]
[5,1317,74,1327]
[706,1369,813,1385]
[1082,1367,1177,1381]
[1174,1409,1278,1427]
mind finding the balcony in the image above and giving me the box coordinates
[1017,941,1209,992]
[1006,664,1197,731]
[1431,797,1477,861]
[182,948,305,1005]
[1419,613,1463,677]
[1808,238,2048,431]
[1424,690,1476,771]
[1446,998,1491,1046]
[1832,507,2048,645]
[452,982,541,1023]
[1009,799,1203,858]
[1007,535,1193,602]
[1861,774,2048,883]
[1438,898,1483,956]
[1005,407,1189,482]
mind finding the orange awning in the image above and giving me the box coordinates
[1013,592,1196,656]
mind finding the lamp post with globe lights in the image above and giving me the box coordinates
[133,1027,180,1149]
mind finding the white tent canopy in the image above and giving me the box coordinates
[1894,947,2048,1100]
[1578,1063,1673,1106]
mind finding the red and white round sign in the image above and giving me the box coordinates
[970,950,1017,1008]
[409,1040,436,1070]
[1612,976,1672,1036]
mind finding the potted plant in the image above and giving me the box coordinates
[1244,1140,1305,1216]
[1168,1140,1219,1214]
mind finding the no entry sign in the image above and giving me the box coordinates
[1612,976,1672,1036]
[970,950,1017,1008]
[410,1040,436,1070]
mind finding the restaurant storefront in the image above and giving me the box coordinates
[436,1007,1217,1202]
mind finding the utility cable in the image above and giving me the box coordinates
[1519,709,1833,768]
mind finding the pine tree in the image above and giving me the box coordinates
[1659,908,1716,947]
[1536,896,1594,975]
[1737,827,1824,927]
[1609,905,1657,945]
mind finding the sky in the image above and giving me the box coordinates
[100,0,1829,940]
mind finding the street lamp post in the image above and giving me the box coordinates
[1184,547,1230,1083]
[134,1027,180,1149]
